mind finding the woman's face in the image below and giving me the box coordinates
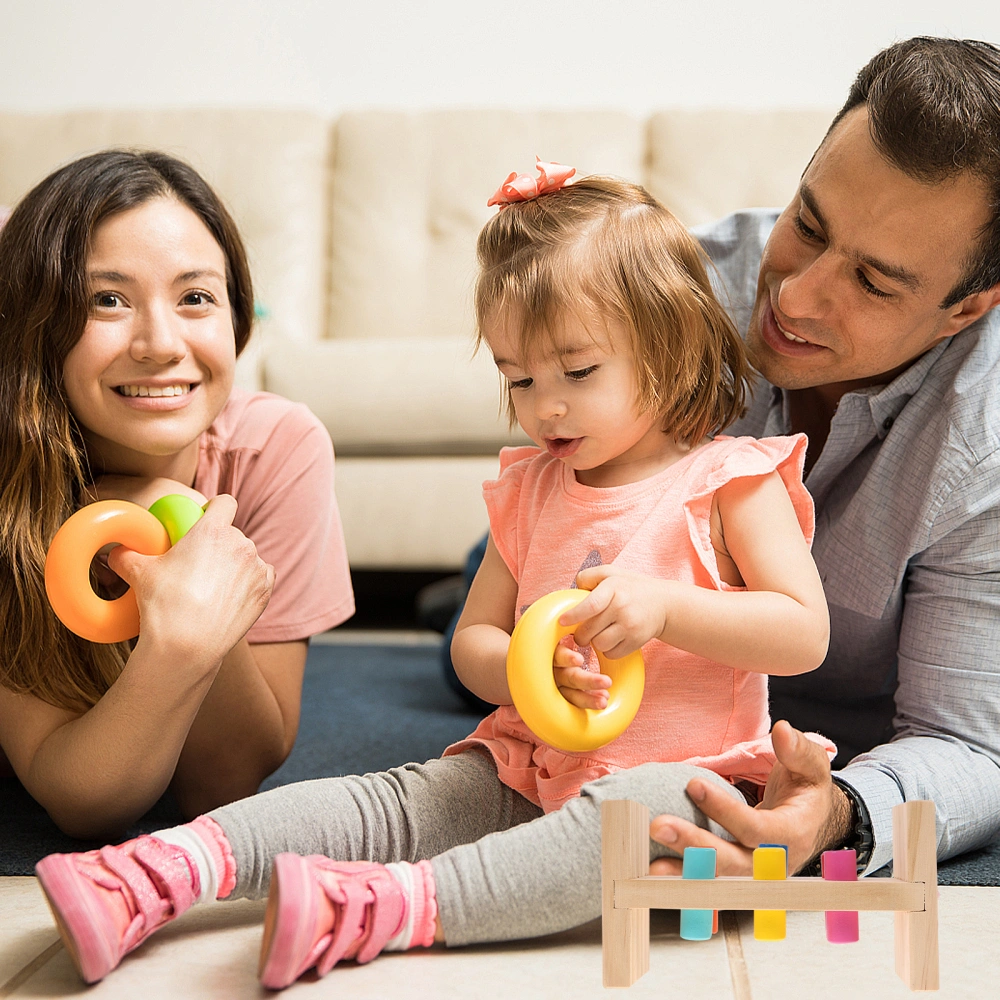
[63,197,237,480]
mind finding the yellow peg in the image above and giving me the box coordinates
[753,845,787,940]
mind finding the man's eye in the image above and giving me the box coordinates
[508,377,533,390]
[793,215,821,241]
[93,292,122,309]
[857,269,891,299]
[566,365,598,380]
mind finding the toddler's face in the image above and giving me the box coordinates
[484,310,674,487]
[62,196,237,477]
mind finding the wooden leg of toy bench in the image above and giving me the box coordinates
[602,800,650,987]
[893,800,939,991]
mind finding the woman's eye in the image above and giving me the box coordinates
[93,292,122,309]
[508,377,533,390]
[566,365,598,380]
[181,291,215,307]
[857,269,891,299]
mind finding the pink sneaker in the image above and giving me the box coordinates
[258,856,407,990]
[35,837,200,983]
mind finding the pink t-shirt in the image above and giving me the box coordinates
[194,389,354,642]
[446,434,830,812]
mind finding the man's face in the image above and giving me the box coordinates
[747,107,993,392]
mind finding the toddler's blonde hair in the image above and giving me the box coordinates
[475,176,749,445]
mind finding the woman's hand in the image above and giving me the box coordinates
[106,494,274,666]
[557,566,670,660]
[552,637,612,710]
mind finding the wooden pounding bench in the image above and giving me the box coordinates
[601,799,938,991]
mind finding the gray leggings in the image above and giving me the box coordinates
[209,751,743,946]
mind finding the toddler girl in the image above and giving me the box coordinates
[36,162,830,988]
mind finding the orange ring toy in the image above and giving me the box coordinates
[44,501,171,644]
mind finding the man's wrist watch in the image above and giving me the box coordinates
[830,776,875,873]
[800,776,874,876]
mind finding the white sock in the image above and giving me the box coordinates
[154,826,218,905]
[383,862,413,951]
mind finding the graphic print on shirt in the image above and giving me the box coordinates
[520,548,603,671]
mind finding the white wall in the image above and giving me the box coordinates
[3,0,999,114]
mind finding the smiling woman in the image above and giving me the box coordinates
[0,151,354,838]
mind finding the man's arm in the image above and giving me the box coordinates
[837,498,1000,871]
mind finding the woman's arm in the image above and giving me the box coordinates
[170,638,307,818]
[0,495,274,838]
[564,472,830,675]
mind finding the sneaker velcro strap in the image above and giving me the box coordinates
[317,875,371,973]
[99,845,171,931]
[132,837,200,914]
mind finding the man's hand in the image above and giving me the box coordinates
[649,720,853,875]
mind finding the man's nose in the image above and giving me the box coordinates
[776,253,833,320]
[130,305,186,363]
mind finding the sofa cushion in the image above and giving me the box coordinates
[325,110,645,343]
[264,336,529,455]
[0,110,332,387]
[646,109,835,226]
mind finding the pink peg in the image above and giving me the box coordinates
[821,849,859,943]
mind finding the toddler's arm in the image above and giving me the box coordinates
[451,535,612,709]
[563,471,830,676]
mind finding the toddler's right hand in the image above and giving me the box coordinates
[552,638,612,711]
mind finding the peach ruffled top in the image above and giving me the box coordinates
[445,434,833,812]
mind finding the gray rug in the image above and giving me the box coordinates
[2,642,997,885]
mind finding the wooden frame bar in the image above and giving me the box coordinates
[601,799,939,992]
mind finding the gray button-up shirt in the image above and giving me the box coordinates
[698,210,1000,872]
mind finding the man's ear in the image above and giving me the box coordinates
[944,284,1000,336]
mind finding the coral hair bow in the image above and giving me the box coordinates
[487,157,577,207]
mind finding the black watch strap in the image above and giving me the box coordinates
[799,776,874,876]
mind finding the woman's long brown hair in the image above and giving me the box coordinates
[0,150,254,711]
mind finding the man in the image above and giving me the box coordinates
[650,36,1000,876]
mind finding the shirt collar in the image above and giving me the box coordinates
[767,337,952,440]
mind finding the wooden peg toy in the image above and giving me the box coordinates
[679,847,716,941]
[601,798,939,992]
[822,848,860,942]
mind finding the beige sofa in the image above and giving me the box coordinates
[0,108,833,569]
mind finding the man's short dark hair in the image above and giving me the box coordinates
[830,37,1000,308]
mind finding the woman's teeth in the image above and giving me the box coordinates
[116,384,191,397]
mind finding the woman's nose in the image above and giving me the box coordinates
[130,305,186,363]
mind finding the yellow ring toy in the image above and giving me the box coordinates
[506,589,645,753]
[44,495,204,644]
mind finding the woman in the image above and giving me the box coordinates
[0,150,353,838]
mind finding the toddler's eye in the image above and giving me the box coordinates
[566,365,598,380]
[508,377,533,390]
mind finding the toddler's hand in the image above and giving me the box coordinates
[558,567,670,660]
[552,637,612,710]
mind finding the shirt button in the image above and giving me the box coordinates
[882,417,894,432]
